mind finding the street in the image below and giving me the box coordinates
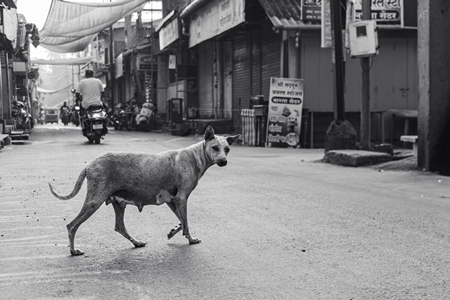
[1,124,450,299]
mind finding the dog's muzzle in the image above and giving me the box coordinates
[217,160,227,167]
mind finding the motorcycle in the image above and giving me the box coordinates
[81,104,108,144]
[125,101,138,131]
[12,100,33,131]
[136,102,155,132]
[72,100,81,126]
[110,103,129,131]
[61,108,70,126]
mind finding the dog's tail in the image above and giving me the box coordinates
[48,168,87,200]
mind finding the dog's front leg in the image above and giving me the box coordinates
[173,196,201,244]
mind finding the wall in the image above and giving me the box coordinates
[418,0,450,174]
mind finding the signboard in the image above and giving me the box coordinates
[189,0,245,48]
[159,18,179,50]
[321,0,332,48]
[168,54,176,70]
[266,77,304,148]
[302,0,409,27]
[137,53,156,71]
[354,0,403,25]
[301,0,322,23]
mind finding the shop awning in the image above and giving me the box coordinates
[39,0,148,53]
[258,0,311,30]
[0,0,17,9]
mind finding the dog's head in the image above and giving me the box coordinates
[204,125,240,167]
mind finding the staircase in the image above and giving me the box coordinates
[9,130,30,144]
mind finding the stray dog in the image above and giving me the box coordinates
[49,126,239,255]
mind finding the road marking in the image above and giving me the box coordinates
[0,268,131,286]
[0,226,55,231]
[0,235,56,243]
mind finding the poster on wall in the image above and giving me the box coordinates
[266,77,304,148]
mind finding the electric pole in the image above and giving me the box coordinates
[360,0,371,150]
[330,0,345,121]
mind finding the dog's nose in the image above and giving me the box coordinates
[217,160,227,167]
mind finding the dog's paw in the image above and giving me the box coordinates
[132,240,146,248]
[188,238,201,245]
[70,249,84,256]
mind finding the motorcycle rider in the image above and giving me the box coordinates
[76,69,106,118]
[60,102,70,125]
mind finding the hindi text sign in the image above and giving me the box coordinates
[266,77,304,148]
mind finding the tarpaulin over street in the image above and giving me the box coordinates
[37,84,72,94]
[39,0,148,53]
[30,56,94,65]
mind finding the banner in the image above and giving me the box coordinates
[266,77,304,148]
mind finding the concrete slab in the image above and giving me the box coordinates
[324,149,392,167]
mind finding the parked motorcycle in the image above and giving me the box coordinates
[125,100,138,131]
[12,100,33,131]
[136,102,155,132]
[110,103,129,131]
[81,105,108,144]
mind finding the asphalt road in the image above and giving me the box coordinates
[1,123,449,299]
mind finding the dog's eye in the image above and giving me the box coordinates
[225,147,230,153]
[212,146,219,151]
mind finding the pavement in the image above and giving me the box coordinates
[323,148,418,171]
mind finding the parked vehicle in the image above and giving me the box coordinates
[110,103,129,130]
[81,105,108,144]
[125,101,138,130]
[44,107,59,124]
[136,102,155,131]
[12,100,33,130]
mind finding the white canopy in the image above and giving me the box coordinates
[37,84,72,94]
[30,56,94,65]
[39,0,148,53]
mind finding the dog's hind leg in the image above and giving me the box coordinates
[112,201,146,248]
[166,202,181,239]
[166,202,182,240]
[66,198,103,256]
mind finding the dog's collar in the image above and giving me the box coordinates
[203,141,214,165]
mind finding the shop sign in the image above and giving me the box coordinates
[168,54,176,69]
[321,0,332,48]
[137,54,156,71]
[301,0,322,24]
[354,0,402,25]
[189,0,245,48]
[266,77,304,148]
[159,18,179,50]
[302,0,407,27]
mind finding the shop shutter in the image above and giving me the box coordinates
[261,25,281,102]
[232,35,251,113]
[198,41,214,118]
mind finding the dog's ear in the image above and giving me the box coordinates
[204,125,215,141]
[226,134,240,145]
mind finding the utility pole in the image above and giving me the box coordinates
[109,0,115,115]
[330,0,345,121]
[360,0,371,150]
[324,0,357,152]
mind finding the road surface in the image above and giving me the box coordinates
[1,123,449,299]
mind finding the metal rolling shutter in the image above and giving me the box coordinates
[232,35,251,112]
[198,41,214,118]
[261,26,281,102]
